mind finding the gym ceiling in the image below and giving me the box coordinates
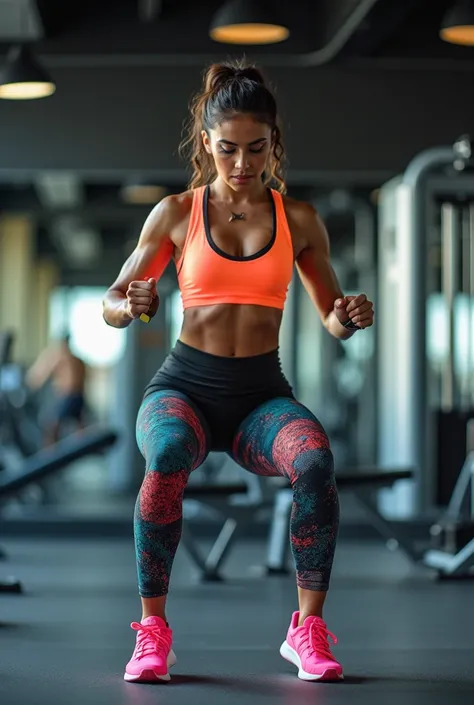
[1,0,472,65]
[0,0,473,275]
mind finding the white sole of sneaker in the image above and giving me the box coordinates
[279,641,344,682]
[124,649,177,682]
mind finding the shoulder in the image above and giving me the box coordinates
[139,189,196,243]
[281,195,318,228]
[148,190,195,227]
[280,195,326,252]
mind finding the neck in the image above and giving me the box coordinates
[211,178,267,206]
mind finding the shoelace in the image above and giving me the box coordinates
[131,622,171,659]
[308,622,338,659]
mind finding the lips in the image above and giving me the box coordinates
[232,175,253,182]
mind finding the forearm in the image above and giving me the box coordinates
[324,310,356,341]
[102,289,133,329]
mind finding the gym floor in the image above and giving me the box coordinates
[1,537,473,705]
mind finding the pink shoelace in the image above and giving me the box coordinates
[307,621,338,659]
[131,622,171,659]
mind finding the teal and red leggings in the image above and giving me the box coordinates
[134,341,340,597]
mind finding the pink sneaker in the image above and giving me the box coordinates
[124,616,177,682]
[280,611,343,681]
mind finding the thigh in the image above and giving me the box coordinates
[229,397,330,483]
[136,389,211,472]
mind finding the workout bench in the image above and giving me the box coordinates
[180,467,415,581]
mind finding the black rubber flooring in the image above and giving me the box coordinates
[1,537,473,705]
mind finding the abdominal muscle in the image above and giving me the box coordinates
[179,304,283,357]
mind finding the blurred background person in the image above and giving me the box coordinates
[26,333,87,445]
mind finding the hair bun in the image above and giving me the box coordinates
[234,66,265,85]
[204,62,266,94]
[204,64,236,93]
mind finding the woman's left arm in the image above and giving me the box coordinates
[290,202,374,340]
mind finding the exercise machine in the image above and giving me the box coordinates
[378,136,474,513]
[378,136,474,577]
[0,425,119,593]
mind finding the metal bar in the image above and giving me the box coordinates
[397,146,457,511]
[204,518,238,576]
[444,452,474,521]
[266,489,293,572]
[470,204,474,407]
[440,203,458,411]
[424,537,474,575]
[461,205,472,410]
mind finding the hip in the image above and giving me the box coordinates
[144,340,292,401]
[142,341,293,452]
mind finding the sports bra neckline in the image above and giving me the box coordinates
[203,184,277,263]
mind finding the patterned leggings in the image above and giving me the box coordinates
[135,391,339,597]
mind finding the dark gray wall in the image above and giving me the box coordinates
[0,64,473,182]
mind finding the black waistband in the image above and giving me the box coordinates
[144,339,293,405]
[172,340,283,373]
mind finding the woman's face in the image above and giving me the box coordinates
[202,113,273,191]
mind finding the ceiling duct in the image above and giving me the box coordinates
[35,0,383,68]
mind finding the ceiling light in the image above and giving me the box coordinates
[121,179,167,205]
[440,0,474,46]
[209,0,289,45]
[0,45,55,100]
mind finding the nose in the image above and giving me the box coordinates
[234,151,250,171]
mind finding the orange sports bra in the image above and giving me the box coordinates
[176,185,294,310]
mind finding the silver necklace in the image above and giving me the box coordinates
[229,210,246,222]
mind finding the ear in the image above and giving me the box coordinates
[201,130,212,155]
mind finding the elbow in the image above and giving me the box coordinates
[102,291,113,327]
[102,288,129,329]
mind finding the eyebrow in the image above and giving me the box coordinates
[217,138,267,146]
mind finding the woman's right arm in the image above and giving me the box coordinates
[102,197,177,328]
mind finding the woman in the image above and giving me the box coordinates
[103,61,374,684]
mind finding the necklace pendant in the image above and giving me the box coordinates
[229,212,245,222]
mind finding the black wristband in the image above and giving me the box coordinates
[341,318,360,331]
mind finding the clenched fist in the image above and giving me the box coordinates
[125,278,158,320]
[334,294,374,330]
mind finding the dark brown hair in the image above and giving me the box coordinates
[179,60,286,193]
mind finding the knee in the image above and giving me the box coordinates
[291,448,339,521]
[138,442,190,525]
[146,440,194,475]
[292,447,336,488]
[272,416,335,485]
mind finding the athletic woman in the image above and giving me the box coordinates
[103,61,374,684]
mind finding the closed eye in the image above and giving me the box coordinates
[219,145,266,155]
